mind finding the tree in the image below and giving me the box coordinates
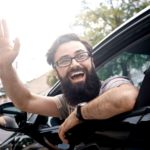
[97,52,150,80]
[72,0,150,80]
[73,0,150,45]
[47,69,58,86]
[47,1,149,83]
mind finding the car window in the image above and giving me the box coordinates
[96,37,150,87]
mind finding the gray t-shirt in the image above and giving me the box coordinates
[54,76,131,120]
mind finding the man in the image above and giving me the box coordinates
[0,19,138,143]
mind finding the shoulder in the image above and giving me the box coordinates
[100,76,132,94]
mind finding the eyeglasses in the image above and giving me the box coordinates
[54,52,91,68]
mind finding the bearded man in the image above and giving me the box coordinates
[0,19,138,143]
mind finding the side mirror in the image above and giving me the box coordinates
[0,102,27,131]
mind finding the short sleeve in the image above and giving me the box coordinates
[100,76,132,94]
[54,94,69,120]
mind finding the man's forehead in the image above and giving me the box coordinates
[55,41,87,57]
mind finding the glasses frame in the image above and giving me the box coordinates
[54,51,91,68]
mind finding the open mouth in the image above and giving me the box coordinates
[69,71,85,83]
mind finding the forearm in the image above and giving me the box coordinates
[0,65,32,109]
[82,84,138,120]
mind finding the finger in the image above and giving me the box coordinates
[0,19,4,37]
[2,19,9,38]
[13,38,20,52]
[59,126,68,144]
[60,132,68,144]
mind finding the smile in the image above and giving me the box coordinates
[70,71,85,83]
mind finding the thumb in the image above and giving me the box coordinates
[13,38,20,52]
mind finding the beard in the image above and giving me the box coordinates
[58,66,101,106]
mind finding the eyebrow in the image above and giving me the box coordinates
[58,55,70,60]
[74,49,87,54]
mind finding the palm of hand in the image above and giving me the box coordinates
[0,19,20,67]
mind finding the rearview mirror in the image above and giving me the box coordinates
[0,102,27,131]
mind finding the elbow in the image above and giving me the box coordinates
[123,86,139,112]
[125,97,136,112]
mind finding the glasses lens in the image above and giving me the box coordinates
[76,52,89,62]
[57,56,71,67]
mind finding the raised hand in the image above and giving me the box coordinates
[0,19,20,68]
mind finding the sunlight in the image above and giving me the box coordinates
[0,0,81,82]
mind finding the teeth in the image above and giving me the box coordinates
[71,71,84,78]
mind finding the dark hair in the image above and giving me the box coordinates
[46,33,93,67]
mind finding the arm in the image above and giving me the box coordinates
[0,19,59,117]
[81,83,138,120]
[0,66,60,117]
[59,83,138,143]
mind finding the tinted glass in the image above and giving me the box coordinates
[96,36,150,87]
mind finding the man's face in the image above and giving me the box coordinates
[54,41,100,105]
[54,41,93,82]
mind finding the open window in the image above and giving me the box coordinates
[96,34,150,88]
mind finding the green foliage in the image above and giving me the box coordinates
[72,0,150,80]
[73,0,149,45]
[97,52,150,80]
[47,69,58,86]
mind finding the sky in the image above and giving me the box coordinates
[0,0,85,82]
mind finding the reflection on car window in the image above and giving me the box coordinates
[97,48,150,87]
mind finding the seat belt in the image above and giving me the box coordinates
[134,67,150,110]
